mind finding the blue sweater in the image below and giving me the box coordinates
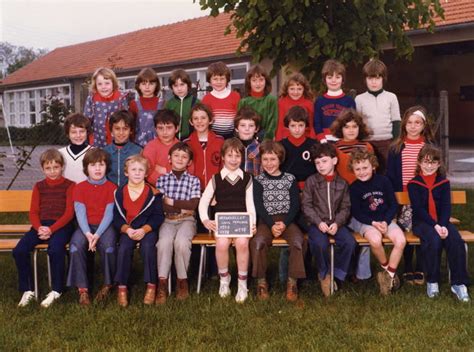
[407,175,451,227]
[349,174,398,224]
[104,141,142,187]
[313,93,356,135]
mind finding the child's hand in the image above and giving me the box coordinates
[318,222,329,234]
[327,223,338,236]
[155,165,167,175]
[203,220,216,233]
[372,221,387,234]
[89,234,100,252]
[38,226,52,240]
[271,225,282,238]
[435,224,448,238]
[85,231,94,244]
[163,196,174,206]
[252,225,257,235]
[131,228,146,241]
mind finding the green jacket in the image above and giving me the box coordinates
[238,94,278,140]
[165,94,200,140]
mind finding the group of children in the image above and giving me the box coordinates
[11,57,470,308]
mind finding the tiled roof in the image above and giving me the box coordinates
[2,1,474,88]
[1,13,242,87]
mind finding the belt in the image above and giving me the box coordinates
[165,212,194,220]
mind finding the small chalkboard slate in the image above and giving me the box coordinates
[215,212,252,237]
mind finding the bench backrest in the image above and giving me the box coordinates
[396,190,466,205]
[0,190,33,212]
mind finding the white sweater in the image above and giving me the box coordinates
[58,145,91,183]
[355,90,401,141]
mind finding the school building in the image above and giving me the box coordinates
[0,0,473,143]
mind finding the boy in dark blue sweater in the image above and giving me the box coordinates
[348,149,406,295]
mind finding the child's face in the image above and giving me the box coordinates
[126,161,147,185]
[68,124,87,145]
[42,160,63,180]
[250,74,266,94]
[111,120,131,144]
[169,149,191,172]
[172,78,189,98]
[342,120,359,142]
[288,120,306,139]
[155,123,178,145]
[235,119,257,141]
[405,114,425,140]
[315,155,337,176]
[261,152,281,176]
[288,82,304,101]
[366,75,383,91]
[325,72,343,92]
[223,148,242,172]
[139,80,157,98]
[352,159,374,182]
[210,75,227,92]
[420,157,440,176]
[87,161,107,181]
[96,74,114,97]
[190,110,211,134]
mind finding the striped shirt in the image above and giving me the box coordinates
[202,89,240,138]
[401,138,425,189]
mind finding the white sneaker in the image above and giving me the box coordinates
[18,291,36,307]
[40,291,62,308]
[219,275,231,298]
[235,280,248,303]
[451,284,470,302]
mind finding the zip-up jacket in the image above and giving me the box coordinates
[185,130,224,190]
[407,174,451,227]
[302,173,350,227]
[104,142,142,187]
[113,185,164,234]
[165,94,200,140]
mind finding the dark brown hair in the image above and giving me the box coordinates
[244,64,272,96]
[283,106,308,127]
[279,72,313,100]
[362,59,387,81]
[153,109,180,128]
[168,69,192,92]
[221,137,244,158]
[135,67,160,96]
[310,143,337,161]
[206,61,231,84]
[259,140,285,163]
[82,148,111,176]
[415,145,445,177]
[64,113,91,135]
[169,141,194,161]
[234,106,261,129]
[330,109,371,140]
[108,110,135,132]
[190,103,214,123]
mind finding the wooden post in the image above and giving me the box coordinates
[439,90,449,172]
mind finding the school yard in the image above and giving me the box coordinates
[0,194,473,351]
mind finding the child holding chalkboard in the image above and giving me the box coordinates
[198,138,256,303]
[251,140,305,301]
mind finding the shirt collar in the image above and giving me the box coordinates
[220,167,243,180]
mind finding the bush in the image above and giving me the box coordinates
[0,123,68,146]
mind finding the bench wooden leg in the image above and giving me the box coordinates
[33,249,39,300]
[197,245,206,294]
[330,243,334,295]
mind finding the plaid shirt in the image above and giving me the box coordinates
[242,139,261,177]
[157,171,201,200]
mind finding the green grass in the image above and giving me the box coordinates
[0,189,473,350]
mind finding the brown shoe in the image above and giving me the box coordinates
[143,285,156,305]
[117,288,128,307]
[95,285,113,302]
[155,278,168,305]
[257,281,269,300]
[376,271,392,296]
[176,279,189,301]
[286,281,298,302]
[79,291,90,306]
[320,275,331,297]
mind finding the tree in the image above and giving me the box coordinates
[198,0,444,88]
[0,42,48,78]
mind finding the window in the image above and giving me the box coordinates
[3,84,71,127]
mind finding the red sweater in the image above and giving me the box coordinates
[29,177,75,232]
[129,96,161,117]
[275,96,315,141]
[123,184,148,224]
[185,130,224,190]
[73,179,116,225]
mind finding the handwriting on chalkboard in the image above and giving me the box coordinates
[215,212,251,237]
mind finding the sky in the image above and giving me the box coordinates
[0,0,210,50]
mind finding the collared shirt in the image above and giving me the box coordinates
[156,170,201,201]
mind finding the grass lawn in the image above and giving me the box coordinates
[0,190,473,351]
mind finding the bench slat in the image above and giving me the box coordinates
[396,190,466,205]
[0,190,32,212]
